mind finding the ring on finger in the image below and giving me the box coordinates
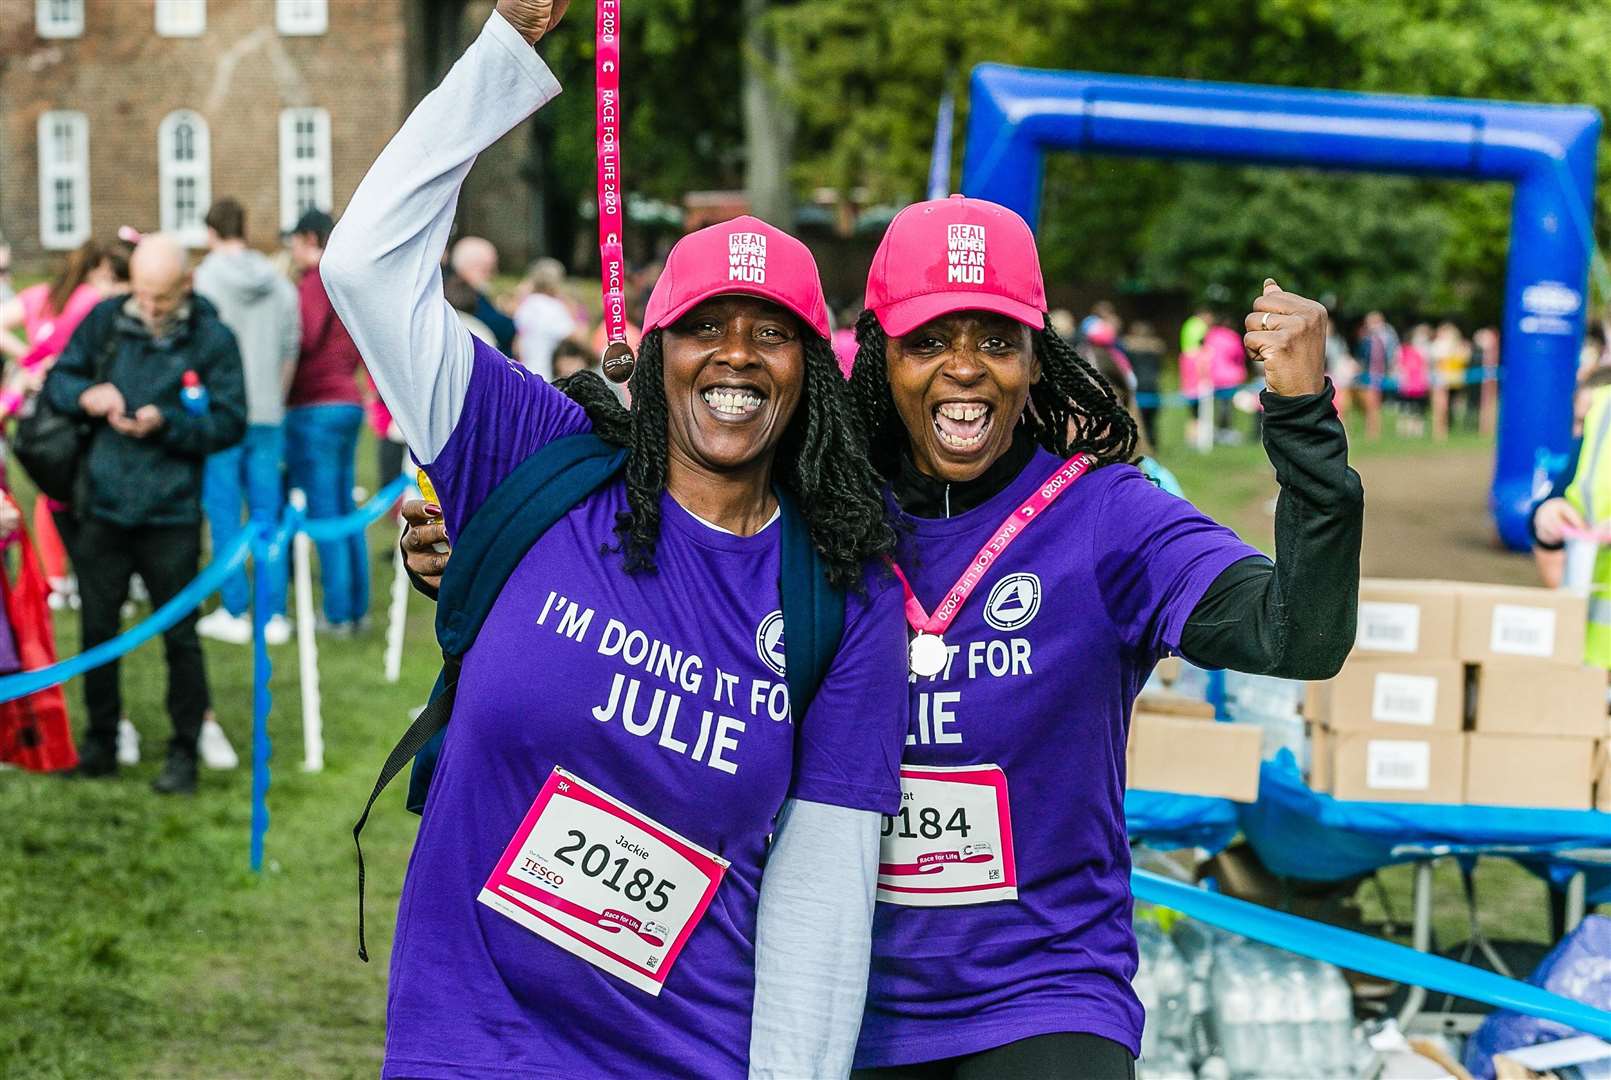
[1260,311,1274,331]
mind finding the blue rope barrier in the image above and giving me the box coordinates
[300,475,410,543]
[1134,869,1611,1039]
[0,474,408,707]
[0,529,254,704]
[1131,365,1499,409]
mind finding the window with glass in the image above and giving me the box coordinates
[38,112,90,250]
[155,0,206,37]
[35,0,84,38]
[159,111,212,245]
[276,0,327,35]
[278,107,332,231]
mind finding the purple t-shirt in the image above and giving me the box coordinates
[385,339,906,1078]
[855,449,1260,1067]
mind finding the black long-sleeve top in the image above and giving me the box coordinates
[892,383,1363,680]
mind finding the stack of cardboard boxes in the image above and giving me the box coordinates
[1306,579,1608,809]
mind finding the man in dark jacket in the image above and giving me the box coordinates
[44,233,247,794]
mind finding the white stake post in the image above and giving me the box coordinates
[1196,377,1214,455]
[289,489,324,772]
[385,540,408,684]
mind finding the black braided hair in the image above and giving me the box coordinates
[555,328,894,589]
[846,310,1137,481]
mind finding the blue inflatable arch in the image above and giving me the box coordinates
[961,65,1601,550]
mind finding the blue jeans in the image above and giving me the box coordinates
[203,424,287,618]
[286,404,369,626]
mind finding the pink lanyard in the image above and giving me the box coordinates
[889,453,1095,674]
[596,1,634,382]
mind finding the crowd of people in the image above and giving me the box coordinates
[1057,300,1504,450]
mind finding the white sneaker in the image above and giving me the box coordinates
[117,718,141,766]
[198,717,239,770]
[264,614,292,646]
[196,608,252,645]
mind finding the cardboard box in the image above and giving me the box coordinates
[1134,691,1216,720]
[1128,713,1261,802]
[1305,658,1464,732]
[1323,730,1465,804]
[1354,579,1461,659]
[1465,734,1595,810]
[1474,661,1607,737]
[1457,584,1587,666]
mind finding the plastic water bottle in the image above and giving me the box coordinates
[1210,947,1260,1077]
[1312,963,1356,1075]
[180,370,209,416]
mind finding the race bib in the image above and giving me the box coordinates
[478,767,728,996]
[877,764,1017,906]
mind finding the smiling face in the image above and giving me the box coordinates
[661,295,807,479]
[885,310,1039,483]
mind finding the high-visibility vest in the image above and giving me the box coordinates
[1564,385,1611,667]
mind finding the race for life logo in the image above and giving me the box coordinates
[1520,280,1582,337]
[946,224,986,285]
[729,232,767,284]
[983,573,1041,632]
[756,610,786,677]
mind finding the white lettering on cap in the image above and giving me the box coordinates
[729,232,767,284]
[946,223,986,285]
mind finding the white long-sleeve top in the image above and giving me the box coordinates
[322,12,880,1078]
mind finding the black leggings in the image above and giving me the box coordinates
[854,1032,1135,1080]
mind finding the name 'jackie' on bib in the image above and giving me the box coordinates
[890,453,1096,677]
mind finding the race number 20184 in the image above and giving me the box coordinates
[877,764,1017,907]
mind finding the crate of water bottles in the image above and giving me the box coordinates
[1134,907,1366,1079]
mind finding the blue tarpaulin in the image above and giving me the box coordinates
[1240,754,1611,899]
[1125,789,1240,853]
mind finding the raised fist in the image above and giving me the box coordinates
[1243,279,1329,398]
[495,0,571,44]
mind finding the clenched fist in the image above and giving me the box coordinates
[1243,279,1329,398]
[495,0,571,44]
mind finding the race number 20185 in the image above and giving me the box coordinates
[478,768,728,996]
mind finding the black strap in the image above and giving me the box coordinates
[353,658,459,962]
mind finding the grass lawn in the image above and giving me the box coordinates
[0,418,1563,1078]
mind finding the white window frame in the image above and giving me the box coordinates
[154,0,206,37]
[37,111,90,251]
[35,0,84,39]
[158,110,212,246]
[278,107,332,232]
[275,0,327,36]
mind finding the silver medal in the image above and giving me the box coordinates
[909,632,948,677]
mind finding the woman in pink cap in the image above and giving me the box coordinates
[843,196,1363,1078]
[323,2,906,1076]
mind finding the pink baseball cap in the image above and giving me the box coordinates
[864,194,1047,337]
[642,215,831,339]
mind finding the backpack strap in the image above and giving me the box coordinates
[352,433,627,961]
[776,487,846,725]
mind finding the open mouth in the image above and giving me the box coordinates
[701,385,767,421]
[933,401,993,451]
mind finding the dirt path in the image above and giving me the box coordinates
[1217,443,1539,587]
[1353,447,1537,586]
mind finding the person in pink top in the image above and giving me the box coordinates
[0,237,131,377]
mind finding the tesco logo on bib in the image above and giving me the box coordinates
[946,224,986,285]
[729,232,767,283]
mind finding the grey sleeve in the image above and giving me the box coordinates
[320,9,562,463]
[279,278,302,367]
[750,800,881,1080]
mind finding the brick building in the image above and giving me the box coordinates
[0,0,539,271]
